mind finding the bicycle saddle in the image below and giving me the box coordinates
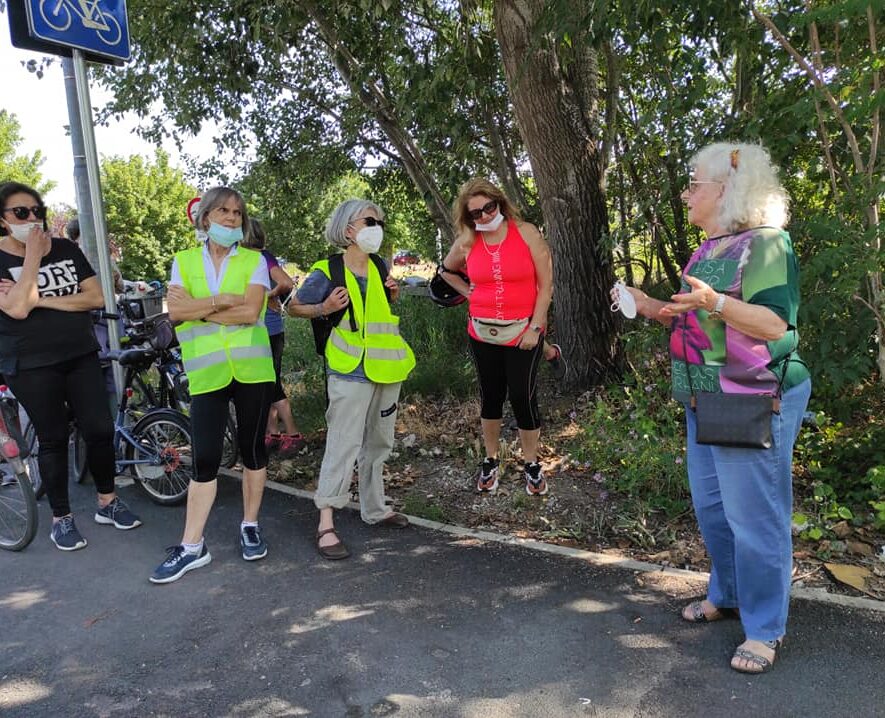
[108,347,159,367]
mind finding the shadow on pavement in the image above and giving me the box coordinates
[1,477,884,717]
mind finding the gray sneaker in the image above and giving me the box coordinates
[50,515,87,551]
[240,524,268,561]
[94,497,142,530]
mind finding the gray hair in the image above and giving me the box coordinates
[324,199,385,249]
[194,186,251,244]
[690,142,789,232]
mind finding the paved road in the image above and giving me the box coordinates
[1,477,883,717]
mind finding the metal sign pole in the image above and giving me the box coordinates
[71,48,123,399]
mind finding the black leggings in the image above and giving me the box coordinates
[190,380,273,483]
[269,332,287,404]
[7,353,115,518]
[469,336,544,430]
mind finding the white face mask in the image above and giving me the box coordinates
[355,225,383,254]
[475,212,505,232]
[7,222,42,243]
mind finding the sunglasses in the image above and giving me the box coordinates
[2,205,47,221]
[467,200,498,221]
[353,216,385,229]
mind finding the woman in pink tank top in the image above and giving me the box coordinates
[439,178,554,497]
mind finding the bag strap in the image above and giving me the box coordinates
[328,253,356,332]
[681,312,797,411]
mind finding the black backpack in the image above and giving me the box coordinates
[310,253,391,355]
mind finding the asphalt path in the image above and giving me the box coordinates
[1,477,884,717]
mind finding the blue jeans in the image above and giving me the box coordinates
[684,379,811,641]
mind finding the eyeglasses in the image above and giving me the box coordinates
[352,216,385,229]
[2,205,47,221]
[687,179,721,194]
[467,200,498,221]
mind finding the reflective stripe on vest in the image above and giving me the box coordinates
[174,246,276,395]
[311,258,415,384]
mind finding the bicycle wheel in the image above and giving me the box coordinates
[0,456,38,551]
[126,409,192,506]
[22,420,43,499]
[68,426,89,484]
[220,411,239,469]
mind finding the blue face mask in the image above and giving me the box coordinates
[207,222,243,247]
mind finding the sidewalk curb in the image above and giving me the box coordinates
[234,471,885,615]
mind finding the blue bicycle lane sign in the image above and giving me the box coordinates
[25,0,130,61]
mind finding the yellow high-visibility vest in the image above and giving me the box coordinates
[175,246,274,395]
[312,257,415,384]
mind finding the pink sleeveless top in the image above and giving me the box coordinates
[466,221,537,343]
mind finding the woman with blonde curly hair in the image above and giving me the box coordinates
[440,178,554,496]
[617,142,811,674]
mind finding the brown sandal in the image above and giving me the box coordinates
[316,528,350,560]
[681,600,739,623]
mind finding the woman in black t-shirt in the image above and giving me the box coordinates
[0,182,141,551]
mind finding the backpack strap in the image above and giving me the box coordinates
[328,253,357,331]
[368,253,392,303]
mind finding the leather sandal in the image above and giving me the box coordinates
[731,639,782,674]
[377,513,409,528]
[316,528,350,560]
[681,600,739,623]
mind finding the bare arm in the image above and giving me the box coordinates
[524,222,553,323]
[0,228,47,319]
[619,286,673,327]
[268,265,294,298]
[660,274,787,340]
[439,233,472,297]
[35,275,104,313]
[204,283,267,325]
[286,285,349,319]
[167,284,245,322]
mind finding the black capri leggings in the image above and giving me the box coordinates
[190,379,273,483]
[7,352,115,518]
[469,335,544,431]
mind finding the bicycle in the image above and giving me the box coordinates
[123,315,239,469]
[39,0,123,46]
[0,387,37,551]
[68,343,195,506]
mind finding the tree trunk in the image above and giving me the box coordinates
[494,0,621,387]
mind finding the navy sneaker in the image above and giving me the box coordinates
[240,524,268,561]
[149,544,212,584]
[50,515,87,551]
[94,497,142,530]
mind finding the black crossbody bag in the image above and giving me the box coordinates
[681,316,792,450]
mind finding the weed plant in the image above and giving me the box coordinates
[575,324,691,520]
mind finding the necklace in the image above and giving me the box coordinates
[480,229,506,257]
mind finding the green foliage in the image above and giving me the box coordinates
[100,150,198,281]
[0,110,55,196]
[575,325,690,518]
[400,494,447,523]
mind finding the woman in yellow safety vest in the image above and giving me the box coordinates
[150,187,276,584]
[287,199,415,560]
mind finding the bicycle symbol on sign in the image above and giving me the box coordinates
[39,0,122,47]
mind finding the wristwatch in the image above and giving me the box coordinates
[708,293,727,320]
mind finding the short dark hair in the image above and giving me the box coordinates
[0,181,47,236]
